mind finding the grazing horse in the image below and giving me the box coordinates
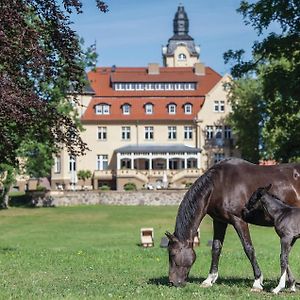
[165,158,300,290]
[246,184,300,294]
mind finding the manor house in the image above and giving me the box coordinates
[51,5,239,191]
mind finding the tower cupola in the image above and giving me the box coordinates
[173,5,189,37]
[162,5,201,67]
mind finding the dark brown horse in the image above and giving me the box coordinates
[166,158,300,290]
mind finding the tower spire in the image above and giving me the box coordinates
[173,4,189,37]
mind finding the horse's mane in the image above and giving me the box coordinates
[174,160,226,241]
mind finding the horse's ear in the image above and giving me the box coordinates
[165,231,178,242]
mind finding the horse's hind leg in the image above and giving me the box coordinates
[202,220,228,287]
[231,216,263,291]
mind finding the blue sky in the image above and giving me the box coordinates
[70,0,265,75]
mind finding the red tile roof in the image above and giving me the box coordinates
[82,66,221,122]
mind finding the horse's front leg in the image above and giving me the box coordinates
[202,220,228,287]
[231,216,263,291]
[272,237,292,294]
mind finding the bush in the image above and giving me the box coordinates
[185,182,193,188]
[99,185,111,191]
[123,182,137,191]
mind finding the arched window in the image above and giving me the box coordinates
[144,103,154,114]
[167,103,177,114]
[95,103,110,115]
[178,53,186,61]
[121,103,131,115]
[184,103,193,114]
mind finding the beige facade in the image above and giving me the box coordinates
[197,75,240,169]
[50,5,239,192]
[164,45,200,68]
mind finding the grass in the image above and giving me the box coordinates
[0,205,300,299]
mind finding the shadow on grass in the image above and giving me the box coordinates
[0,247,18,253]
[148,275,280,292]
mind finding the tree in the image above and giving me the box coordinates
[224,0,300,162]
[0,0,108,206]
[0,0,108,168]
[227,78,263,163]
[0,164,16,208]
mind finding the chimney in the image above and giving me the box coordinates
[194,63,205,76]
[148,63,160,75]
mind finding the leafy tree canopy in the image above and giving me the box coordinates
[225,0,300,162]
[0,0,108,167]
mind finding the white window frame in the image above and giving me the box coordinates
[145,103,153,115]
[184,126,193,140]
[214,100,225,113]
[97,126,107,141]
[69,156,76,172]
[184,104,192,114]
[168,104,177,114]
[144,126,154,140]
[168,126,177,140]
[95,104,110,115]
[54,156,61,173]
[121,126,131,140]
[97,154,109,170]
[206,125,214,140]
[122,104,131,115]
[178,53,187,61]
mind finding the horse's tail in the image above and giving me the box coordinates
[174,167,215,241]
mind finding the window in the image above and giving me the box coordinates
[97,127,107,140]
[121,159,131,169]
[122,104,131,115]
[178,53,186,60]
[95,104,110,115]
[206,126,214,139]
[224,126,232,139]
[69,156,76,172]
[97,155,108,170]
[214,100,225,112]
[215,126,222,139]
[184,103,192,114]
[54,156,61,173]
[214,153,225,164]
[165,83,174,90]
[144,126,154,140]
[168,104,177,114]
[121,126,131,140]
[184,126,193,140]
[168,126,177,140]
[145,103,153,115]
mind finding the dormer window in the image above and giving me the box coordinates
[121,103,131,115]
[95,103,110,115]
[184,103,193,114]
[178,53,186,61]
[167,103,177,114]
[145,103,153,115]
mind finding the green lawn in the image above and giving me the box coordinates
[0,205,299,299]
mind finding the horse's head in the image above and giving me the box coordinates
[165,231,196,287]
[245,184,272,211]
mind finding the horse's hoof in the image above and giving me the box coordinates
[251,287,263,293]
[201,282,213,288]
